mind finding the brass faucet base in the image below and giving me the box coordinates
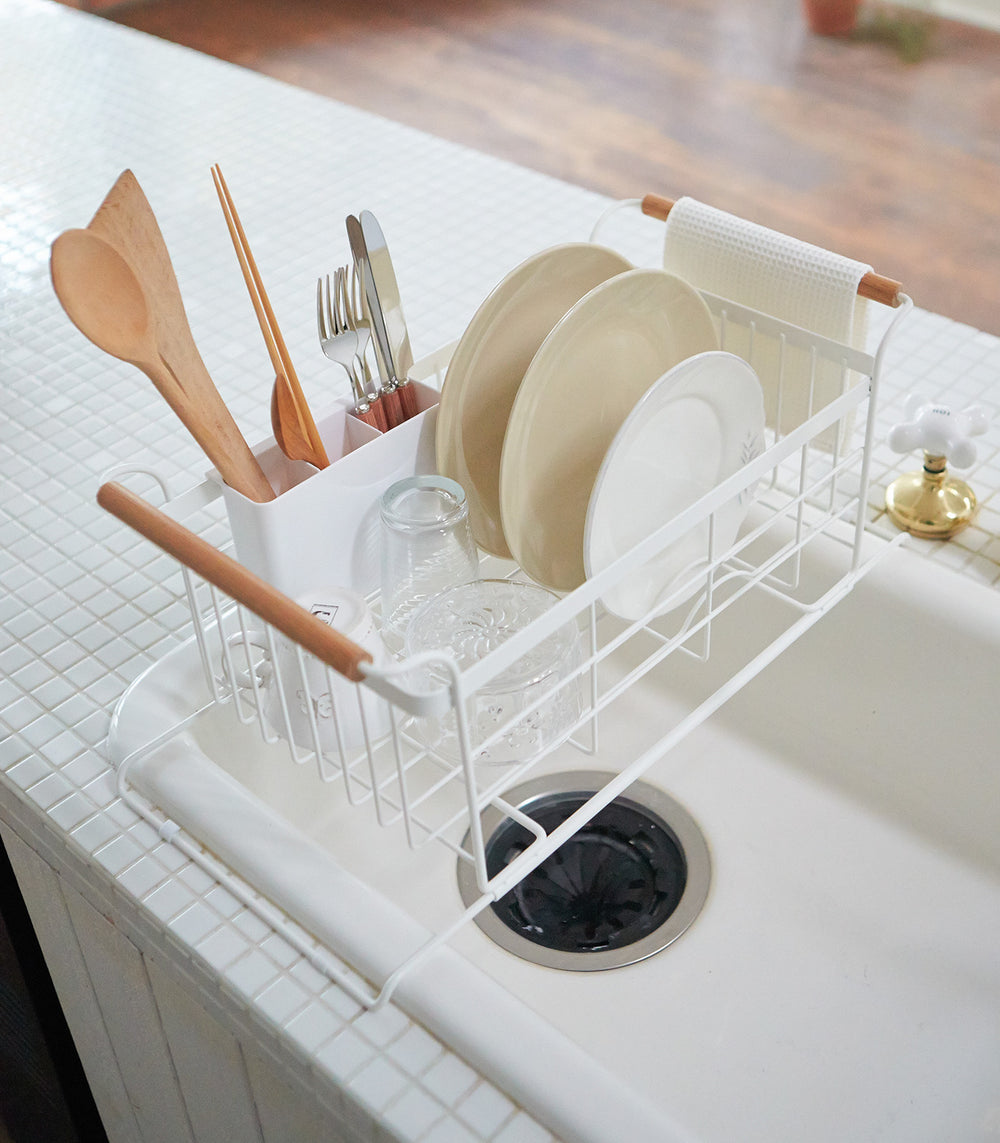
[885,455,977,539]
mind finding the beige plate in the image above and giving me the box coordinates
[499,268,718,592]
[436,243,632,558]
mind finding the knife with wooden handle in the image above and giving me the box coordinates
[360,211,413,380]
[347,213,419,425]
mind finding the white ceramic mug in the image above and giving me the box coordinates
[224,587,389,754]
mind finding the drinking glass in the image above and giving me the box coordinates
[379,474,480,651]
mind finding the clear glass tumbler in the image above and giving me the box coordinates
[379,474,480,651]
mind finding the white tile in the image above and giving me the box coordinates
[116,854,169,898]
[194,925,251,972]
[354,1004,411,1049]
[288,957,330,995]
[68,811,119,854]
[0,736,31,772]
[421,1117,481,1143]
[168,901,221,945]
[455,1083,515,1137]
[322,982,365,1023]
[349,1057,410,1113]
[24,771,74,810]
[177,863,217,895]
[3,697,47,735]
[284,1000,346,1054]
[203,883,242,919]
[46,791,98,832]
[143,878,198,923]
[260,931,301,968]
[422,1055,478,1109]
[255,974,310,1024]
[60,750,107,787]
[380,1088,445,1142]
[386,1024,444,1077]
[231,907,272,943]
[493,1114,556,1143]
[226,948,282,1000]
[316,1027,378,1083]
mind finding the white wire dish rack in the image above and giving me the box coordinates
[103,277,913,1011]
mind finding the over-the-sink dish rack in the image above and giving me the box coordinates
[102,200,913,1011]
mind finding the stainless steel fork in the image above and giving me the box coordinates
[336,267,395,430]
[340,264,372,364]
[340,264,404,429]
[316,270,385,430]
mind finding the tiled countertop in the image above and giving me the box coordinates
[1,1,999,1141]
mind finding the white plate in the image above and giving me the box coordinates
[436,244,632,558]
[585,351,765,620]
[499,269,719,592]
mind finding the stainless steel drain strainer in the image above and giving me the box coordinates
[457,771,711,971]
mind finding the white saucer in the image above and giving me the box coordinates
[584,351,765,620]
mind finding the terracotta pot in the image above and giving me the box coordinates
[802,0,861,35]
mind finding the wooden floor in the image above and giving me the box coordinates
[95,0,999,334]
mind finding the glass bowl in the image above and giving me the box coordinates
[404,579,584,766]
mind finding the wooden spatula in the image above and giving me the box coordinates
[80,169,275,501]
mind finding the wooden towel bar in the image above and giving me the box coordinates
[642,193,902,308]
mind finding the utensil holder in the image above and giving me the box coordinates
[219,380,441,599]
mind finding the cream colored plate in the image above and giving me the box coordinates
[585,351,765,620]
[499,268,718,592]
[436,243,632,557]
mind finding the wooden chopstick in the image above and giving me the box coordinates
[211,164,329,464]
[641,193,902,308]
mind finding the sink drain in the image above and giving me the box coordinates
[457,771,711,970]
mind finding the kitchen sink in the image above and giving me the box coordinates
[110,528,1000,1143]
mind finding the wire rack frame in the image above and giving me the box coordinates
[108,285,914,1010]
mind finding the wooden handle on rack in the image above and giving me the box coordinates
[97,481,373,682]
[640,193,903,307]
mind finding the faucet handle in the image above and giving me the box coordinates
[887,395,989,470]
[885,396,989,539]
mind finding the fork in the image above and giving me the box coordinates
[340,266,404,429]
[317,271,385,430]
[341,263,371,360]
[336,266,401,430]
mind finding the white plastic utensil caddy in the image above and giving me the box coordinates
[104,229,913,1013]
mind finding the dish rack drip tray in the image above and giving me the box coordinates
[105,282,912,1012]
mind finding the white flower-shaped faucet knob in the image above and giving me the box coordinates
[887,395,988,469]
[885,395,989,539]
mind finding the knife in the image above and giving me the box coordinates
[346,214,403,427]
[360,210,413,381]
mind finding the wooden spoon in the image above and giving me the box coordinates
[79,169,275,500]
[51,227,275,502]
[270,372,327,468]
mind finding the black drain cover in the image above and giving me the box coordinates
[486,792,687,954]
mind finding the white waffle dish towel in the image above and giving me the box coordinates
[662,197,872,448]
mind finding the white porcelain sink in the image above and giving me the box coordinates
[110,532,1000,1143]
